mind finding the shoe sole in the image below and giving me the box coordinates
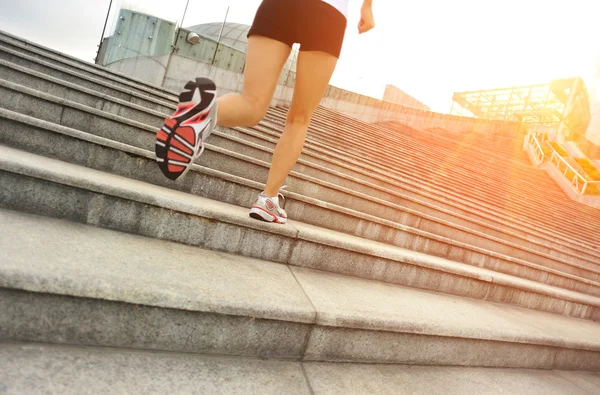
[155,78,216,181]
[249,207,287,224]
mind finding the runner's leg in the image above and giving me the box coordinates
[262,50,338,197]
[216,35,291,128]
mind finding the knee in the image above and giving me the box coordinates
[286,109,311,127]
[244,95,270,126]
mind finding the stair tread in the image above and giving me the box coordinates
[2,144,600,308]
[3,157,600,350]
[4,342,600,395]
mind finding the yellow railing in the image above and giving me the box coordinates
[526,132,545,164]
[548,148,600,195]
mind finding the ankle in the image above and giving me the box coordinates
[261,191,279,203]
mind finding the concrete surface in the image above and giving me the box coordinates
[1,56,588,277]
[0,343,309,395]
[0,208,314,324]
[304,360,600,395]
[3,27,596,255]
[0,33,178,99]
[1,144,600,324]
[2,88,598,297]
[225,123,600,260]
[0,45,174,113]
[2,343,600,395]
[0,59,167,126]
[290,266,600,349]
[2,208,600,367]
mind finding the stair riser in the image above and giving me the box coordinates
[0,34,178,100]
[265,113,600,239]
[1,85,598,274]
[0,62,165,127]
[229,124,600,256]
[0,289,310,360]
[210,131,599,267]
[0,168,598,322]
[2,288,600,369]
[3,62,597,260]
[2,115,599,298]
[0,48,174,114]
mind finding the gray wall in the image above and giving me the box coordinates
[100,9,176,67]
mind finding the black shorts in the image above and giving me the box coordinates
[248,0,347,58]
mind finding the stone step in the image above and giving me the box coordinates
[0,29,178,101]
[300,110,600,230]
[1,145,600,322]
[3,343,600,394]
[1,54,583,258]
[2,208,600,369]
[305,109,560,196]
[223,123,600,254]
[2,103,600,300]
[268,107,600,222]
[215,124,600,263]
[273,110,536,185]
[382,119,534,166]
[0,59,167,127]
[2,44,599,281]
[2,40,596,249]
[3,69,596,273]
[1,73,598,270]
[306,106,533,170]
[266,108,600,235]
[0,44,175,114]
[256,113,600,246]
[271,107,537,185]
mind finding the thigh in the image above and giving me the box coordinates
[242,35,291,113]
[288,50,338,122]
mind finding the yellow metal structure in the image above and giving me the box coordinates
[451,78,590,140]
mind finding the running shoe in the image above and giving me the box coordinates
[155,77,217,180]
[249,192,287,224]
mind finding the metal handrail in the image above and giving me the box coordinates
[548,147,600,194]
[527,133,545,163]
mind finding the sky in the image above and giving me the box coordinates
[0,0,598,113]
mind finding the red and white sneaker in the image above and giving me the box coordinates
[155,78,217,181]
[249,193,288,224]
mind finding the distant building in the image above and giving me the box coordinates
[451,79,591,142]
[96,9,299,89]
[383,85,430,111]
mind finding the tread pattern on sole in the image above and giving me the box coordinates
[155,78,217,181]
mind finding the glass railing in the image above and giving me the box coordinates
[95,1,298,89]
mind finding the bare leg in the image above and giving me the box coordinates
[216,36,291,128]
[262,51,338,197]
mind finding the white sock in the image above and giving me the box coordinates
[262,194,278,206]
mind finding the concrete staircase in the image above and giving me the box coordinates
[1,29,600,393]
